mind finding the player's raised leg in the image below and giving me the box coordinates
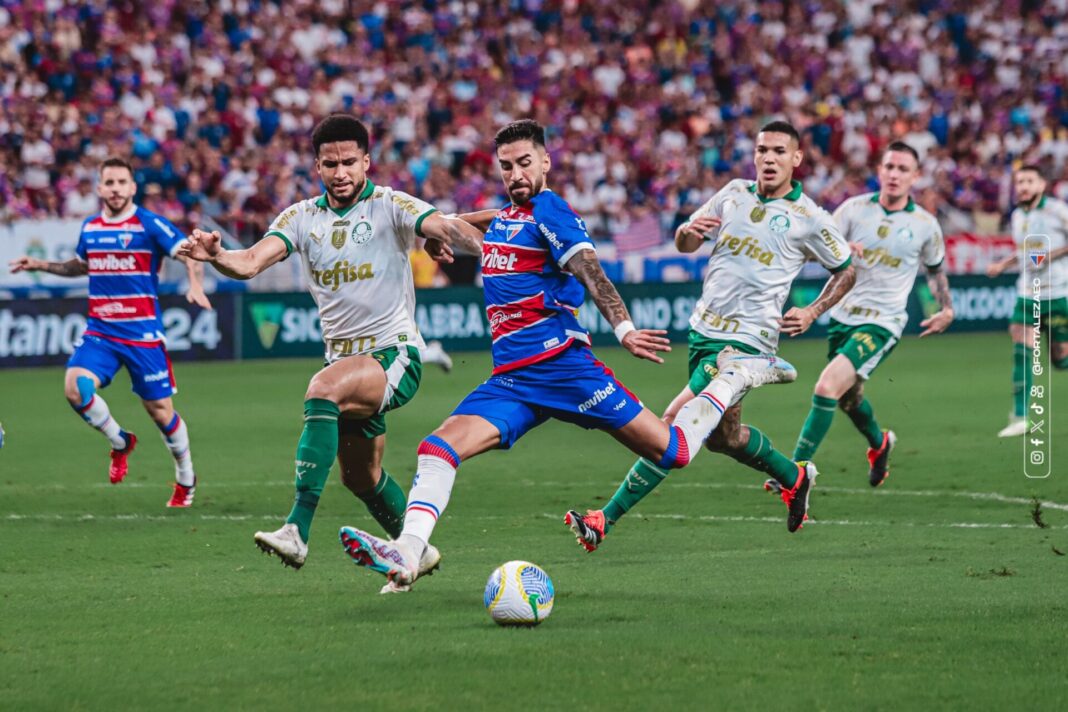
[63,356,135,484]
[255,354,387,569]
[339,413,502,586]
[567,343,798,550]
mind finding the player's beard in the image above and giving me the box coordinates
[509,176,543,205]
[326,178,365,208]
[103,195,131,217]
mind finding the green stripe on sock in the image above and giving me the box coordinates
[793,394,838,460]
[602,458,667,532]
[356,470,407,538]
[729,426,798,488]
[846,398,883,449]
[284,398,341,542]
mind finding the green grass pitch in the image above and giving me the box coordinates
[2,332,1066,710]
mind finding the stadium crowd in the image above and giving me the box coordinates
[1,0,1064,247]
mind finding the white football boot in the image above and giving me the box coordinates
[338,526,419,585]
[714,346,798,407]
[997,415,1027,438]
[254,523,308,569]
[379,544,442,594]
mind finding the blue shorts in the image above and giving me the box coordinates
[68,334,177,402]
[452,345,645,449]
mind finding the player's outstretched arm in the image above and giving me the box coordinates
[178,229,287,280]
[565,248,671,363]
[456,209,498,233]
[8,256,88,278]
[421,212,484,253]
[781,264,857,337]
[674,216,721,253]
[985,254,1017,277]
[919,266,955,337]
[174,253,212,309]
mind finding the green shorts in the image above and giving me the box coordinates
[1011,296,1068,342]
[827,319,898,380]
[687,331,761,393]
[336,344,423,438]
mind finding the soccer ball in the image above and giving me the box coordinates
[484,560,554,626]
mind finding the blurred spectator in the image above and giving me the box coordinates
[3,0,1065,249]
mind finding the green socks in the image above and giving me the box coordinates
[727,426,798,488]
[355,470,407,538]
[285,398,341,543]
[1013,343,1031,417]
[602,458,668,532]
[793,394,838,460]
[845,398,883,448]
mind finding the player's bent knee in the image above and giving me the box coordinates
[657,425,693,469]
[417,435,462,469]
[304,375,339,402]
[68,375,96,408]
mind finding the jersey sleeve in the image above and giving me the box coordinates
[386,189,438,251]
[831,198,855,240]
[75,218,91,261]
[921,218,946,268]
[146,212,187,258]
[805,207,852,272]
[263,202,305,257]
[532,193,596,267]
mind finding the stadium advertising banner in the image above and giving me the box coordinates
[0,274,1020,367]
[0,294,235,368]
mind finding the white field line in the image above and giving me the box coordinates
[5,479,1068,515]
[540,512,1068,531]
[3,511,1065,531]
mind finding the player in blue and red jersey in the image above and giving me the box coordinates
[338,120,798,591]
[9,158,212,507]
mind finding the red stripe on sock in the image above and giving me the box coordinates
[416,442,459,468]
[672,425,691,466]
[406,505,439,520]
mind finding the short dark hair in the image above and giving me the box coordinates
[494,119,546,149]
[758,120,801,144]
[311,114,370,155]
[1017,164,1045,180]
[99,157,133,176]
[884,140,920,164]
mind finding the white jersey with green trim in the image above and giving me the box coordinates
[828,193,944,338]
[1010,195,1068,300]
[686,179,851,352]
[264,180,436,362]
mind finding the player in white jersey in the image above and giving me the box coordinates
[179,114,484,571]
[566,121,856,549]
[777,142,954,489]
[986,165,1068,437]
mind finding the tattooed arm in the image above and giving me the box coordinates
[565,248,671,363]
[919,265,955,337]
[780,264,857,336]
[419,212,485,263]
[8,256,88,277]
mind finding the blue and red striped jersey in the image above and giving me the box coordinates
[74,205,185,344]
[481,189,596,374]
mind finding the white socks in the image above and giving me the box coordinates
[74,393,127,449]
[399,436,460,557]
[159,413,195,486]
[671,369,749,463]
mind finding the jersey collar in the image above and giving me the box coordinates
[871,192,916,214]
[748,180,803,203]
[315,180,375,216]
